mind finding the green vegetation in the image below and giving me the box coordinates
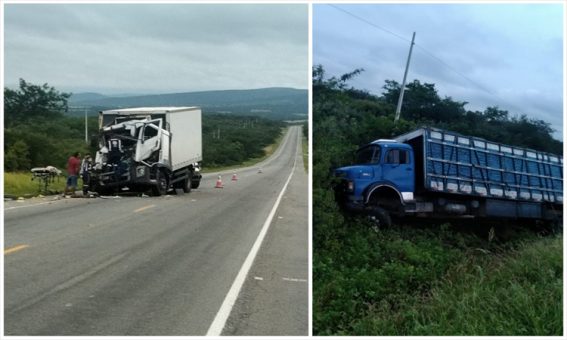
[410,236,562,335]
[202,126,286,173]
[202,114,284,169]
[4,172,66,197]
[315,221,562,335]
[5,79,93,171]
[312,65,563,335]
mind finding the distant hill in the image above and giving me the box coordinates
[68,87,308,120]
[68,92,109,102]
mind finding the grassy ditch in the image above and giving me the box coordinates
[313,221,563,336]
[4,172,67,198]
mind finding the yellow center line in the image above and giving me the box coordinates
[5,244,30,255]
[134,204,155,213]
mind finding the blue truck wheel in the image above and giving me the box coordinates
[368,206,392,229]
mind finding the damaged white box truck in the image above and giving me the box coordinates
[90,107,202,196]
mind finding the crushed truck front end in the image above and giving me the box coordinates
[91,116,170,194]
[91,107,203,196]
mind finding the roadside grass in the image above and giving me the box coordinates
[410,236,563,335]
[352,235,562,335]
[4,172,67,197]
[314,221,563,336]
[202,127,287,173]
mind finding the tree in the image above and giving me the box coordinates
[382,79,443,122]
[5,140,31,171]
[4,78,70,125]
[483,106,509,122]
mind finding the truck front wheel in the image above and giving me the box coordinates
[152,170,168,196]
[191,179,201,189]
[368,206,392,230]
[183,177,192,193]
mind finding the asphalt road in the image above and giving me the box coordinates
[3,125,308,336]
[222,126,309,336]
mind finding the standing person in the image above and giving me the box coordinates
[80,153,93,196]
[64,152,81,197]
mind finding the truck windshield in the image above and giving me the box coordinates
[355,145,380,164]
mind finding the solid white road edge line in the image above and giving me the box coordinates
[206,128,298,336]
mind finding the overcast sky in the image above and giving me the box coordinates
[4,4,308,94]
[314,3,564,140]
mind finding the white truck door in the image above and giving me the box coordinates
[135,119,163,162]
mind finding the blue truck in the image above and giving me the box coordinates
[335,127,563,229]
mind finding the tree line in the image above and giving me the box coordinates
[202,114,284,167]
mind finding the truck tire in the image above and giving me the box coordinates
[152,170,168,196]
[191,179,201,189]
[93,184,113,196]
[182,178,192,193]
[368,206,392,230]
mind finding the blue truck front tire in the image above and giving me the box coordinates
[368,206,392,229]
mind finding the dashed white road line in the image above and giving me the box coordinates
[134,204,155,213]
[282,277,307,283]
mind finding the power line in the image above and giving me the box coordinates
[328,4,411,43]
[326,4,530,115]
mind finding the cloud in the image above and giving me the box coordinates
[4,4,308,93]
[313,3,564,139]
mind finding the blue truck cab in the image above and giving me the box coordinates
[335,128,563,229]
[335,139,415,213]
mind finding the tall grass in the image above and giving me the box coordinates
[314,221,563,336]
[416,237,562,335]
[4,172,67,197]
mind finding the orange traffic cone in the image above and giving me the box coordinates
[231,173,238,181]
[215,175,224,189]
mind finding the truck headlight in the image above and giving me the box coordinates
[347,180,354,192]
[136,166,145,177]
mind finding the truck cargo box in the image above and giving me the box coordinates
[397,128,563,204]
[100,107,202,172]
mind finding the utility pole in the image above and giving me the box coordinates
[395,31,416,123]
[68,106,90,144]
[84,107,88,144]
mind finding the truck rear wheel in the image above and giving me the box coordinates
[368,206,392,230]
